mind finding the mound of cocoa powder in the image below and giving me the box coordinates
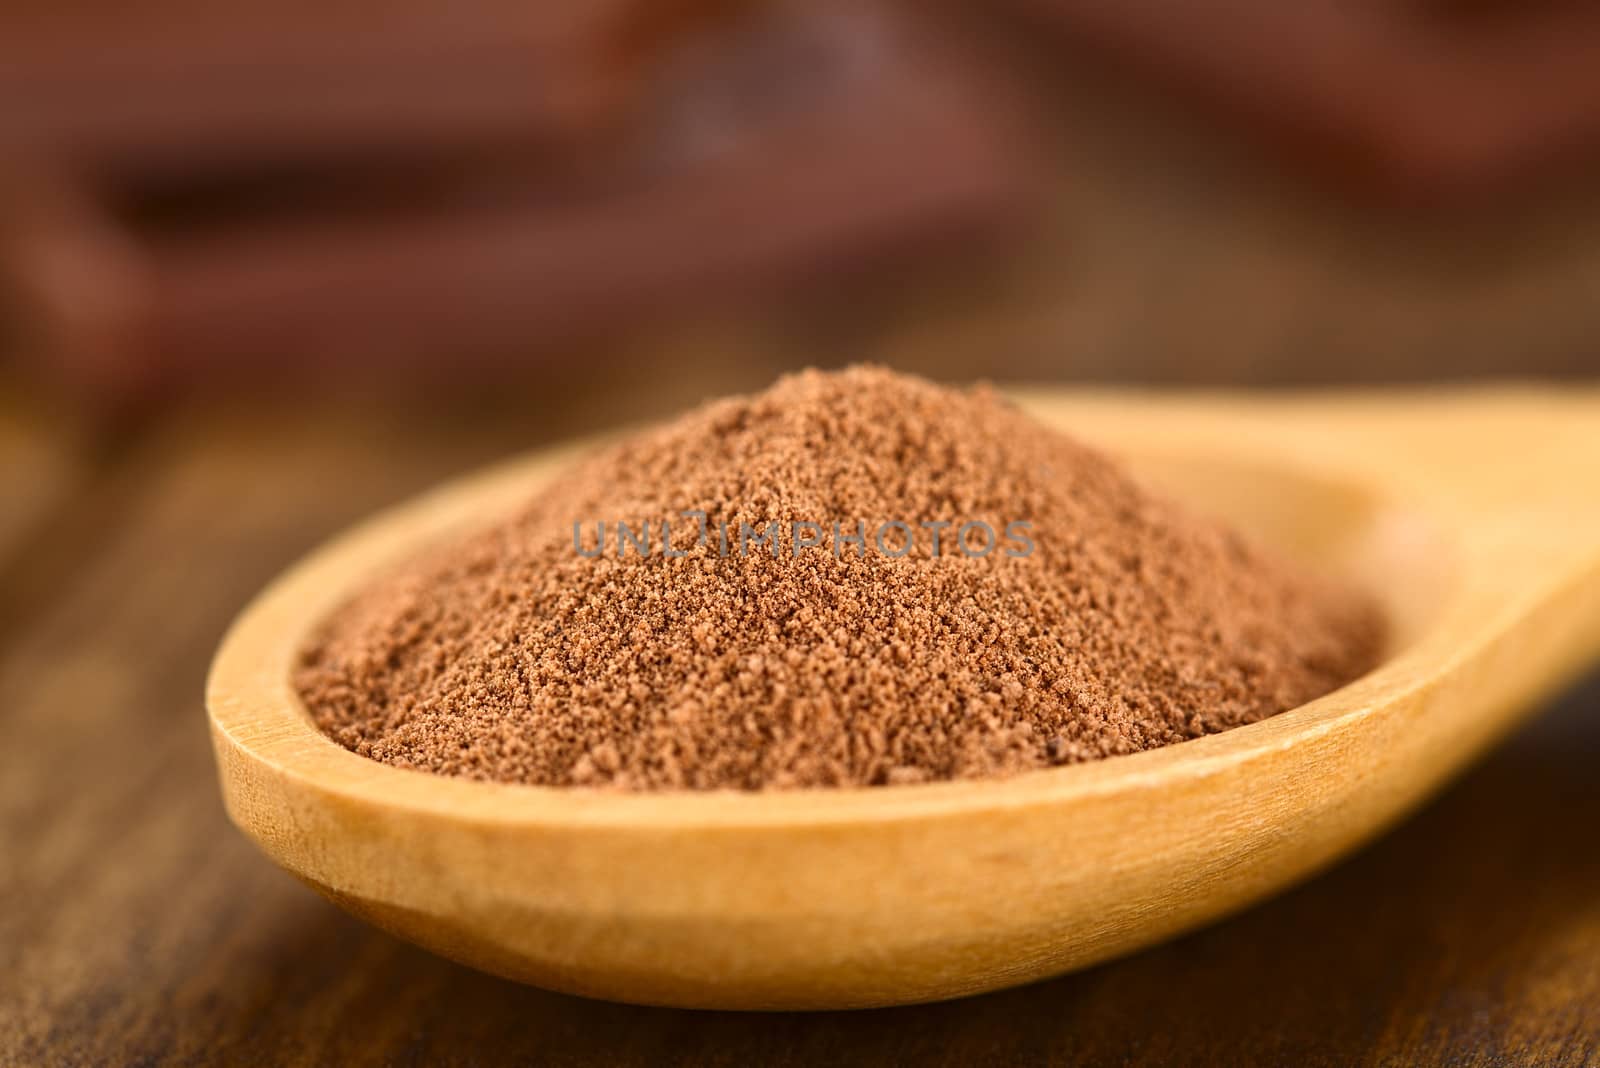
[295,367,1385,790]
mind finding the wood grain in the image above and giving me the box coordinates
[0,389,83,574]
[3,393,1597,1063]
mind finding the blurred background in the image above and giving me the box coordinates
[5,0,1600,423]
[3,2,1599,1063]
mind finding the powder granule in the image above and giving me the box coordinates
[296,366,1385,790]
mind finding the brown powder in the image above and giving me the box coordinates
[295,366,1385,790]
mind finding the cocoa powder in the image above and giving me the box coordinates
[295,367,1385,790]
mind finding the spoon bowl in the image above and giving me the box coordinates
[207,388,1600,1009]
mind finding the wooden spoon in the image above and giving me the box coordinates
[206,387,1600,1010]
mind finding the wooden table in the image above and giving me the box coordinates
[1,376,1596,1068]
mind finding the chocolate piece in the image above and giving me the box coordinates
[0,1,651,178]
[3,4,1033,399]
[1007,0,1600,194]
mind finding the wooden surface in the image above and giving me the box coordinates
[0,385,1596,1063]
[206,390,1600,1012]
